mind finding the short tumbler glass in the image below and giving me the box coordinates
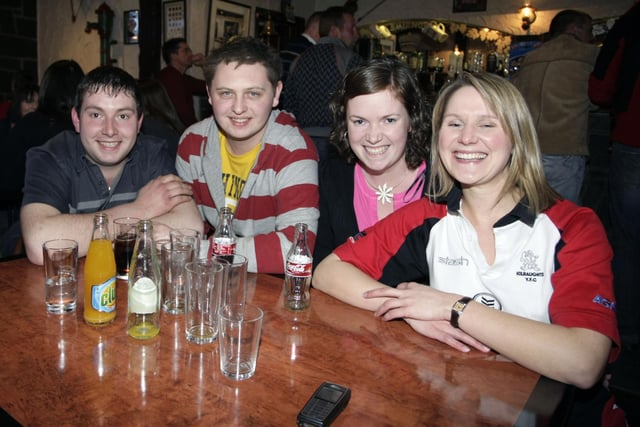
[42,239,79,314]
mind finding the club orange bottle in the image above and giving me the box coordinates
[84,213,117,325]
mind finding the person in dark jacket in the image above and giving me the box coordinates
[279,11,321,83]
[589,2,640,424]
[1,60,85,196]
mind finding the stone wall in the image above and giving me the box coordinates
[0,0,37,102]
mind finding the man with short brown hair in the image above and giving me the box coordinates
[513,10,597,204]
[176,38,319,274]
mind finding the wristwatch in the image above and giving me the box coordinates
[450,296,472,328]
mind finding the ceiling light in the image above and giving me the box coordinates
[519,3,537,31]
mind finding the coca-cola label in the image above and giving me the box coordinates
[286,261,312,277]
[213,242,236,255]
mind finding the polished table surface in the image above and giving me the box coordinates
[0,257,561,426]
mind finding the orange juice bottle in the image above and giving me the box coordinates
[84,213,117,325]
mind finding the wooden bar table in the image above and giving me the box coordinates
[0,257,563,426]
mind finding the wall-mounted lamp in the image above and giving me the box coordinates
[372,23,392,39]
[519,3,537,31]
[261,12,277,37]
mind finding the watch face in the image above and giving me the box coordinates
[451,298,470,328]
[453,301,466,312]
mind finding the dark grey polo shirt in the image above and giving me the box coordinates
[22,130,175,213]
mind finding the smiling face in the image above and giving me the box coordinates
[208,61,282,154]
[347,88,411,178]
[437,86,512,192]
[72,88,142,175]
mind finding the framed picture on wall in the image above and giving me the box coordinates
[380,38,395,55]
[206,0,251,54]
[124,10,139,44]
[164,0,186,41]
[452,0,487,13]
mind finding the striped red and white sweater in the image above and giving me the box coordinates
[176,110,319,274]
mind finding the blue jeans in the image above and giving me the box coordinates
[609,143,640,345]
[542,154,586,205]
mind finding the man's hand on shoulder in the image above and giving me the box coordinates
[134,174,194,218]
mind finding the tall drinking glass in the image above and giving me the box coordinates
[219,303,264,380]
[161,241,194,314]
[113,217,140,280]
[170,228,201,260]
[184,260,224,344]
[213,254,248,307]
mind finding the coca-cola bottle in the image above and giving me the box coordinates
[284,223,312,310]
[210,207,236,262]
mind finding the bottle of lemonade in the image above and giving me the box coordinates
[84,213,117,325]
[127,220,161,339]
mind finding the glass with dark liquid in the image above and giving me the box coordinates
[113,217,140,280]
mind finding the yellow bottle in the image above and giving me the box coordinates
[84,213,117,326]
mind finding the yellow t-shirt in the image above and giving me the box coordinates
[219,132,261,211]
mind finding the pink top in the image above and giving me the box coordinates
[353,162,427,231]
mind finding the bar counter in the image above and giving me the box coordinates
[0,257,561,426]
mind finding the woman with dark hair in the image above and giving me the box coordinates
[2,60,85,194]
[0,70,35,123]
[139,79,186,160]
[7,83,39,127]
[314,57,430,266]
[0,60,84,256]
[37,60,85,122]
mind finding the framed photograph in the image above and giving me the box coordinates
[164,0,186,41]
[452,0,487,13]
[123,10,139,44]
[380,38,396,56]
[206,0,251,53]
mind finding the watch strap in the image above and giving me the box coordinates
[450,296,472,328]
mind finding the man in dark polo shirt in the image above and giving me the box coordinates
[20,66,203,265]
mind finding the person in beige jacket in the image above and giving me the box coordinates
[513,10,598,205]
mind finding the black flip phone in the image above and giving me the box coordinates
[297,382,351,427]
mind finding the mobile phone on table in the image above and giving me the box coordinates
[297,382,351,427]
